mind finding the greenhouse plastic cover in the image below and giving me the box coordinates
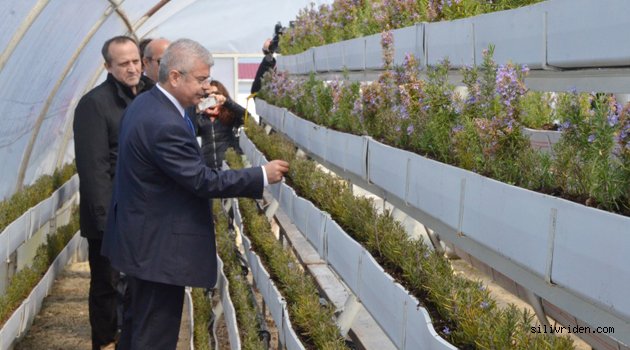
[0,0,332,201]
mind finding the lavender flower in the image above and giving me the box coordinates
[608,113,619,127]
[442,326,451,335]
[480,301,490,309]
[559,121,572,132]
[588,134,596,143]
[495,63,527,117]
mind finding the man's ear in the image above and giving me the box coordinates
[104,62,111,73]
[168,70,181,87]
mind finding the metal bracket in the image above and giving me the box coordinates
[264,199,279,221]
[524,289,551,328]
[336,294,362,338]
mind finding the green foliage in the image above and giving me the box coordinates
[243,119,574,349]
[0,208,79,326]
[209,200,266,350]
[520,91,555,129]
[418,59,458,162]
[226,149,347,349]
[192,288,212,350]
[0,162,76,233]
[553,93,629,212]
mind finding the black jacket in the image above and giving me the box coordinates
[251,54,276,94]
[194,98,246,169]
[73,74,154,239]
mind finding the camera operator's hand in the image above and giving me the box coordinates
[264,160,289,184]
[262,38,272,55]
[210,93,226,106]
[200,86,226,117]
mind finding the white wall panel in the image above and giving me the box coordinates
[325,42,344,72]
[357,252,407,348]
[308,124,327,160]
[552,200,630,321]
[546,0,630,68]
[406,154,465,232]
[325,218,362,293]
[425,17,474,67]
[367,140,408,201]
[392,25,421,66]
[343,37,365,71]
[473,3,547,68]
[313,45,329,72]
[462,175,551,277]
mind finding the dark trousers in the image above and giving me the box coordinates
[117,276,184,350]
[88,238,120,350]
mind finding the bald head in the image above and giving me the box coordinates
[143,38,170,82]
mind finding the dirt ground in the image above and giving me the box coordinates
[15,262,92,350]
[14,262,191,350]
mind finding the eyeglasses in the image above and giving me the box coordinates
[177,70,212,85]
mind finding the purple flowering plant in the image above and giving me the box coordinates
[280,0,543,55]
[553,93,630,212]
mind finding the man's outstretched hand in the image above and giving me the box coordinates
[264,160,289,184]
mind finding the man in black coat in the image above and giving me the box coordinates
[73,36,154,350]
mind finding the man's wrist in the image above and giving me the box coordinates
[261,166,268,187]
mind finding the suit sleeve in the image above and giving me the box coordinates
[152,121,263,199]
[73,96,112,233]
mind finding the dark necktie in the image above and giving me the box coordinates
[184,112,195,136]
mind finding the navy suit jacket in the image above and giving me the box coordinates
[102,86,263,288]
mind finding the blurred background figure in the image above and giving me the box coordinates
[138,37,152,71]
[142,38,170,83]
[251,22,284,94]
[195,80,246,169]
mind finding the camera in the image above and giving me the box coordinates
[198,95,217,111]
[267,22,286,54]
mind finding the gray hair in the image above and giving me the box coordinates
[158,39,214,83]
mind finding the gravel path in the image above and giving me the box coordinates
[14,262,191,350]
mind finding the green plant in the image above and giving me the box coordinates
[279,0,544,55]
[0,162,76,233]
[520,91,556,129]
[243,118,574,349]
[0,207,79,326]
[417,58,458,162]
[213,201,267,350]
[226,150,347,350]
[192,288,212,350]
[553,93,629,212]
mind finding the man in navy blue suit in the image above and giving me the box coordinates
[102,38,288,349]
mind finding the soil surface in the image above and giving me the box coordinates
[15,262,92,350]
[14,262,190,350]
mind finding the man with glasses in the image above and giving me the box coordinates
[73,36,154,350]
[142,38,170,83]
[102,38,289,349]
